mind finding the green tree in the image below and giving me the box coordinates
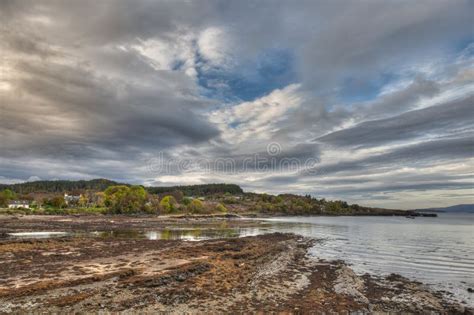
[2,189,16,200]
[188,199,204,213]
[326,201,342,213]
[104,185,147,213]
[50,196,66,208]
[275,196,284,203]
[159,195,177,214]
[0,189,17,207]
[104,185,129,210]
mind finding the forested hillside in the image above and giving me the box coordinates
[0,179,243,196]
[147,184,243,196]
[0,179,119,194]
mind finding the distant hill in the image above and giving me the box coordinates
[0,179,243,196]
[415,204,474,213]
[0,179,119,194]
[147,184,243,196]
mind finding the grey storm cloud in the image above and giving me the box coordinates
[315,181,474,197]
[265,133,474,187]
[0,0,473,208]
[359,77,441,119]
[313,135,474,176]
[151,142,320,176]
[1,50,219,161]
[316,95,474,148]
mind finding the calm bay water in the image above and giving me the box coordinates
[256,213,474,306]
[7,213,474,305]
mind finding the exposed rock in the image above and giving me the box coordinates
[333,265,369,304]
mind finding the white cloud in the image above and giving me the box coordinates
[197,27,232,68]
[133,32,197,77]
[211,84,304,145]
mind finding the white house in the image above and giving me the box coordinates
[8,200,30,209]
[64,193,82,205]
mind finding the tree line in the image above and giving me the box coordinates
[0,180,406,216]
[0,179,243,196]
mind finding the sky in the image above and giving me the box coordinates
[0,0,473,209]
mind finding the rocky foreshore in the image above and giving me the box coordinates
[0,222,471,314]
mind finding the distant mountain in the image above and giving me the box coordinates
[415,204,474,213]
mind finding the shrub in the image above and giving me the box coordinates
[215,203,227,213]
[188,199,204,214]
[160,195,177,214]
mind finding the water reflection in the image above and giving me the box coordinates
[7,231,70,238]
[144,228,239,241]
[91,228,241,241]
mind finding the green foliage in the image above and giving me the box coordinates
[2,189,16,200]
[104,185,147,213]
[0,180,244,203]
[42,196,66,209]
[188,199,204,214]
[159,195,177,214]
[325,200,351,213]
[0,179,119,194]
[260,193,272,202]
[51,196,66,208]
[182,197,192,206]
[147,183,243,196]
[215,203,227,213]
[0,189,17,207]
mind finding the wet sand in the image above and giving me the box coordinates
[0,215,471,313]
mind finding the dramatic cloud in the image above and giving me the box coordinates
[316,96,474,148]
[1,0,473,208]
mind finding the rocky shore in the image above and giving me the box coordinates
[0,217,471,314]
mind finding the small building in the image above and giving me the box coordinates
[8,200,30,209]
[188,196,206,201]
[64,193,81,205]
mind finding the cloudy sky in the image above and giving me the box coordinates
[1,0,473,209]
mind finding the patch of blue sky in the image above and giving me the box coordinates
[229,121,240,129]
[452,37,474,56]
[196,48,297,103]
[171,59,186,71]
[337,72,399,105]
